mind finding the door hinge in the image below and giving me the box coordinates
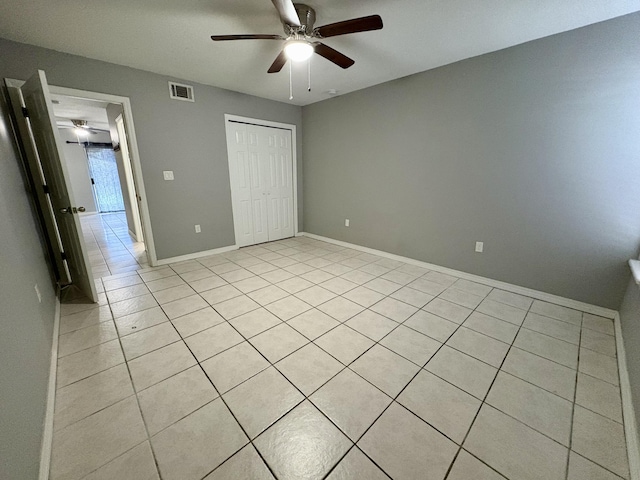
[90,178,95,185]
[21,107,29,118]
[43,184,50,194]
[60,251,67,261]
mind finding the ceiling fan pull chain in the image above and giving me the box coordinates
[308,58,311,92]
[289,61,294,100]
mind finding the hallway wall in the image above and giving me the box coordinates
[0,91,58,479]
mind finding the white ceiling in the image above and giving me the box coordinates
[1,1,638,106]
[51,94,111,131]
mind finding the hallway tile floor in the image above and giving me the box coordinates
[53,217,630,480]
[82,212,148,278]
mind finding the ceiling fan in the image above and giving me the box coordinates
[210,0,383,73]
[58,119,108,136]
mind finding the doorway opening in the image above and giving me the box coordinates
[5,71,158,303]
[50,91,151,275]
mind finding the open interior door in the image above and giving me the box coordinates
[18,70,98,302]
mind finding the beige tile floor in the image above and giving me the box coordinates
[82,212,148,278]
[52,215,630,480]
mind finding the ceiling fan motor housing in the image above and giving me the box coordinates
[71,119,88,128]
[287,4,316,34]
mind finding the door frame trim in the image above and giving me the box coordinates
[224,114,299,246]
[49,85,158,266]
[115,113,144,242]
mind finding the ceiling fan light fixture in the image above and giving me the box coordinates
[74,127,90,136]
[284,40,313,62]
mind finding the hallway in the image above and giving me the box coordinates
[82,213,148,278]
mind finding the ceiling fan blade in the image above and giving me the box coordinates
[211,34,284,41]
[268,50,288,73]
[315,15,383,38]
[271,0,301,27]
[314,43,355,69]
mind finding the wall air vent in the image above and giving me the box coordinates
[168,82,195,102]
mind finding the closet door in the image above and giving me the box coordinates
[226,119,294,247]
[227,124,256,247]
[264,127,294,241]
[246,125,269,244]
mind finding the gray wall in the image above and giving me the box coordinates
[620,279,640,432]
[0,92,57,479]
[0,37,302,260]
[302,13,640,310]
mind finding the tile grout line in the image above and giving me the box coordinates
[68,232,390,477]
[174,237,625,478]
[97,272,164,480]
[565,317,584,480]
[62,229,622,480]
[108,257,279,478]
[94,237,502,478]
[320,280,498,478]
[441,296,536,480]
[169,316,282,480]
[84,214,147,277]
[180,242,437,478]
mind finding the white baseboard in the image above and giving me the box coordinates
[298,232,617,319]
[128,229,139,242]
[39,292,60,480]
[155,244,238,266]
[615,312,640,480]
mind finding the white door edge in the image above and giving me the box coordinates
[48,85,157,266]
[224,114,298,247]
[115,114,144,242]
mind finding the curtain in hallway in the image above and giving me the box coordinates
[86,147,125,213]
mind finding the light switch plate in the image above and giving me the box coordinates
[163,171,174,181]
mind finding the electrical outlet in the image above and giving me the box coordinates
[163,170,174,181]
[34,284,42,303]
[475,241,484,253]
[195,224,201,233]
[345,219,350,227]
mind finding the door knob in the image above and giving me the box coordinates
[60,207,85,214]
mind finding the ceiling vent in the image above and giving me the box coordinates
[168,82,194,102]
